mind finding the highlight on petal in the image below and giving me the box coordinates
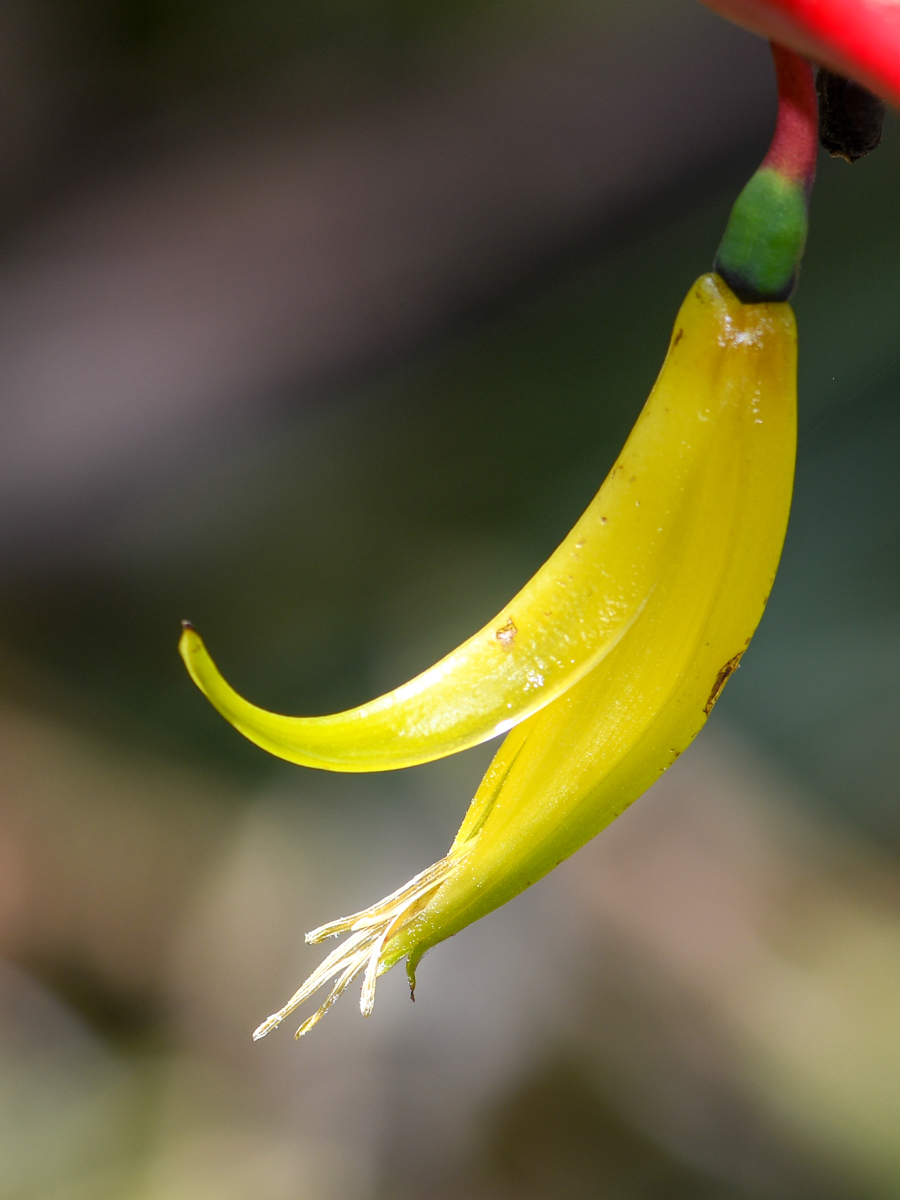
[701,0,900,108]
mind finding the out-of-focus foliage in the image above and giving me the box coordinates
[55,0,619,104]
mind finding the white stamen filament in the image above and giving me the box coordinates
[252,855,455,1041]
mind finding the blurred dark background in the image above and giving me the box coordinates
[0,2,899,1198]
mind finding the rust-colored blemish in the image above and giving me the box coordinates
[495,617,518,648]
[704,652,743,715]
[673,328,684,346]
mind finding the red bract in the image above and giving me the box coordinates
[702,0,900,107]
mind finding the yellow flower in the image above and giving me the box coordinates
[178,44,815,1041]
[250,274,797,1039]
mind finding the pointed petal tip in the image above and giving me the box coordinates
[178,622,199,654]
[178,622,204,661]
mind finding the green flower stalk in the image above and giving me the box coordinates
[179,45,818,1041]
[715,43,817,301]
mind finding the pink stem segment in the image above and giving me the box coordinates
[763,43,818,192]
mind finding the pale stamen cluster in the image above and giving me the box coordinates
[252,856,454,1040]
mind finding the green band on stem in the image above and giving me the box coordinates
[714,168,808,303]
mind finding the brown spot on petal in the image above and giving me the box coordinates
[704,653,743,715]
[495,618,518,648]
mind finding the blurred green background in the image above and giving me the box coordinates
[0,2,898,1198]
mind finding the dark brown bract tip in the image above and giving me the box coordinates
[817,70,885,163]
